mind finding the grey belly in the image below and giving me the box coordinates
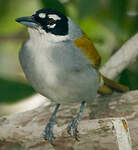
[21,63,99,104]
[19,47,99,104]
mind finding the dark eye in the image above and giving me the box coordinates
[48,18,56,25]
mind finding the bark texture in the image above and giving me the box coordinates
[0,90,138,150]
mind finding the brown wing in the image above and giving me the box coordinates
[74,32,101,69]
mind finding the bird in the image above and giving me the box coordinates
[16,8,129,145]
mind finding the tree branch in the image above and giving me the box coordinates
[0,91,138,149]
[100,33,138,79]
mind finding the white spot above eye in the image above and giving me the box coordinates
[48,14,61,21]
[39,13,46,18]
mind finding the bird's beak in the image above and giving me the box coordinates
[16,16,39,28]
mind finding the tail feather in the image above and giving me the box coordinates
[98,73,129,94]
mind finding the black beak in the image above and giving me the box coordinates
[16,16,39,28]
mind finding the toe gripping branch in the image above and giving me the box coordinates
[67,101,86,140]
[43,101,86,145]
[43,104,60,145]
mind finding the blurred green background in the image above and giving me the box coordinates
[0,0,137,115]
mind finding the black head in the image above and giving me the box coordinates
[16,8,68,36]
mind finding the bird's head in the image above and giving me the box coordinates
[16,8,72,42]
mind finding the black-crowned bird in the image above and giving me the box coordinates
[16,8,128,145]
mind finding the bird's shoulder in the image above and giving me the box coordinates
[74,32,101,69]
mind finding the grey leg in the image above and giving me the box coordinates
[67,101,86,140]
[43,104,60,145]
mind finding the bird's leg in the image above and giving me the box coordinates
[43,104,60,145]
[67,101,86,140]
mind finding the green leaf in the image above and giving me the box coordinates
[76,0,100,18]
[119,65,138,90]
[0,77,35,104]
[109,0,129,27]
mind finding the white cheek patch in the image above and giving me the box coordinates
[48,14,61,21]
[39,13,46,18]
[47,24,56,29]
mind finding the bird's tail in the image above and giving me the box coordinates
[98,73,129,95]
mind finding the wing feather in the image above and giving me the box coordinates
[74,32,101,68]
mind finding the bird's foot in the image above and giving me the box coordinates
[67,101,85,140]
[43,120,56,145]
[67,116,80,141]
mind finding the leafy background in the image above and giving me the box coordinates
[0,0,137,115]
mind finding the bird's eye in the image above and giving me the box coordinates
[48,18,56,25]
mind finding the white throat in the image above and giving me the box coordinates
[27,26,70,44]
[27,17,83,44]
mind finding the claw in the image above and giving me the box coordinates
[43,104,60,145]
[43,121,56,145]
[67,117,80,140]
[66,101,86,140]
